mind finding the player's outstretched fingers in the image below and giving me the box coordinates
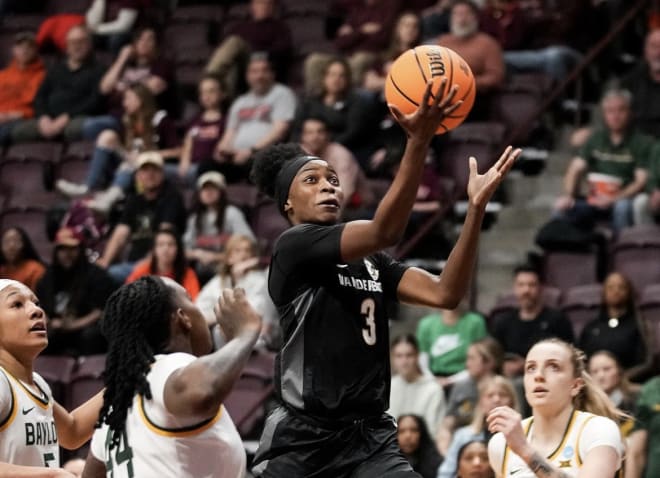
[437,83,459,110]
[419,80,434,112]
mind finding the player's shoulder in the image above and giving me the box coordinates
[274,223,343,251]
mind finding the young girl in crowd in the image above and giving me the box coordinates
[396,414,442,478]
[488,338,625,477]
[456,440,494,478]
[439,375,518,478]
[179,75,226,183]
[126,226,200,300]
[196,234,276,349]
[0,227,45,291]
[82,277,261,477]
[389,334,446,437]
[438,337,504,456]
[0,279,103,475]
[183,171,254,283]
[57,83,180,212]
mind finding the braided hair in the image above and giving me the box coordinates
[249,143,306,199]
[97,276,176,449]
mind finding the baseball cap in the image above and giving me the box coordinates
[54,227,84,247]
[135,151,164,169]
[196,171,226,190]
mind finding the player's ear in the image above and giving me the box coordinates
[174,307,192,332]
[283,198,293,214]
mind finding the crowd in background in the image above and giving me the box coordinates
[0,0,659,477]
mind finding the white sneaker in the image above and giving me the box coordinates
[56,179,89,197]
[87,186,125,213]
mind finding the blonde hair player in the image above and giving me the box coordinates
[487,338,625,477]
[0,279,104,477]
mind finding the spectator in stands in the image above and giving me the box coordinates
[126,225,200,299]
[621,29,660,138]
[635,141,660,224]
[332,0,401,86]
[490,264,574,378]
[588,350,638,436]
[362,11,422,94]
[96,151,187,284]
[579,272,651,374]
[480,0,581,83]
[0,33,45,145]
[626,376,660,478]
[10,25,114,143]
[85,0,146,52]
[299,117,373,213]
[183,171,254,283]
[99,26,178,116]
[396,414,443,478]
[195,234,277,349]
[438,375,518,478]
[206,0,292,97]
[420,0,452,41]
[437,337,503,456]
[213,53,296,183]
[416,304,487,386]
[56,83,180,213]
[0,227,45,291]
[179,74,226,184]
[389,334,446,437]
[293,57,377,158]
[455,440,494,478]
[436,0,505,120]
[554,89,652,233]
[37,227,115,356]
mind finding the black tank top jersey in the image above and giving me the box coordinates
[269,223,408,422]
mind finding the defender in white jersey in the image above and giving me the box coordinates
[487,339,625,478]
[0,279,104,477]
[82,276,261,478]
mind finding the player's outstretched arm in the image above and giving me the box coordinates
[339,80,460,263]
[52,390,105,450]
[163,288,262,420]
[397,146,521,309]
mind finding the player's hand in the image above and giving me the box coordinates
[554,195,575,211]
[51,469,77,478]
[467,145,521,209]
[486,406,529,457]
[388,79,461,144]
[214,287,262,341]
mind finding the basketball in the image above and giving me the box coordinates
[385,45,476,134]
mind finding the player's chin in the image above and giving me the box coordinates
[313,209,341,224]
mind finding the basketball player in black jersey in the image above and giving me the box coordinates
[250,80,521,477]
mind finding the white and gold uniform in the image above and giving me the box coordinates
[488,409,623,477]
[90,352,245,478]
[0,366,58,468]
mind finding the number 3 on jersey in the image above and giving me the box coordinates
[361,298,376,346]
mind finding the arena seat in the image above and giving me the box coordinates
[250,200,290,257]
[61,140,95,163]
[541,250,598,294]
[226,182,260,216]
[611,231,660,295]
[171,4,223,24]
[45,0,91,14]
[4,141,62,163]
[34,355,77,408]
[639,283,660,359]
[68,354,106,410]
[489,286,562,319]
[0,159,60,208]
[560,283,602,339]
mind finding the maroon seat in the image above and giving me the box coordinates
[176,62,205,91]
[164,24,211,64]
[56,157,90,185]
[490,80,545,142]
[561,283,602,339]
[250,200,290,257]
[541,250,598,295]
[611,246,660,297]
[223,350,275,437]
[4,141,62,163]
[34,355,77,407]
[226,3,250,21]
[0,159,60,208]
[171,5,223,24]
[45,0,91,14]
[226,182,260,215]
[62,140,95,162]
[0,32,16,67]
[0,208,52,260]
[68,355,106,410]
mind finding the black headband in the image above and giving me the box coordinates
[274,155,316,216]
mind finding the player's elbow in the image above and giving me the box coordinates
[183,386,224,418]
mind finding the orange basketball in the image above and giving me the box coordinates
[385,45,476,134]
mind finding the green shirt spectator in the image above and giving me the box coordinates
[416,309,487,376]
[627,376,660,478]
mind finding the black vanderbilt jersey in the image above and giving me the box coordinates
[269,223,408,421]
